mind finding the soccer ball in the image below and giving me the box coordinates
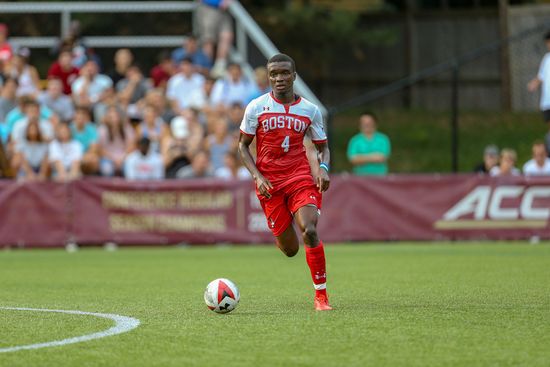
[204,278,240,313]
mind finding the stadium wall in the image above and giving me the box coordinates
[1,175,549,248]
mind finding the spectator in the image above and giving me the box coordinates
[72,59,113,108]
[49,123,83,181]
[196,0,233,78]
[473,144,499,174]
[11,99,54,146]
[181,109,205,154]
[108,48,134,86]
[204,118,235,171]
[214,150,251,180]
[523,141,550,176]
[144,88,176,124]
[97,105,135,176]
[0,78,17,124]
[7,47,40,98]
[164,116,192,177]
[490,148,520,177]
[166,57,205,113]
[47,49,80,95]
[347,112,391,176]
[4,95,53,142]
[38,78,75,123]
[149,51,175,89]
[247,66,270,103]
[0,139,13,178]
[188,75,217,113]
[175,150,214,178]
[226,102,244,133]
[124,137,164,180]
[210,63,254,109]
[51,20,92,69]
[528,31,550,152]
[136,104,169,153]
[171,34,212,74]
[70,106,99,174]
[0,23,13,67]
[11,119,49,181]
[116,64,151,111]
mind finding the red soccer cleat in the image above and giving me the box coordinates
[314,294,333,311]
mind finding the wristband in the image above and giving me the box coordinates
[319,163,329,172]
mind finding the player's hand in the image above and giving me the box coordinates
[316,168,330,193]
[255,174,273,199]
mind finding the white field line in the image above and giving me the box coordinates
[0,307,140,353]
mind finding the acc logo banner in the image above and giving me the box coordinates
[434,185,550,230]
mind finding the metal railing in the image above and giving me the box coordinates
[227,1,328,117]
[0,1,327,117]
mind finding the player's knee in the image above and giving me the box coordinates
[302,224,318,244]
[284,247,299,257]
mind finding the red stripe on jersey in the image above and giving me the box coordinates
[312,139,328,144]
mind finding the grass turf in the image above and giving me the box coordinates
[1,243,549,367]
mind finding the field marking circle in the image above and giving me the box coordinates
[0,307,140,353]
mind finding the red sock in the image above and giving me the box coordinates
[305,241,327,298]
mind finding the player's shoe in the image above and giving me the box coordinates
[314,294,333,311]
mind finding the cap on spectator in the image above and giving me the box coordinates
[171,116,190,139]
[484,144,499,157]
[16,47,31,58]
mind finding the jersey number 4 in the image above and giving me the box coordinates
[281,135,290,152]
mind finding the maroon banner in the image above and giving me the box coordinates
[321,175,550,241]
[71,178,273,245]
[0,180,69,247]
[1,175,550,247]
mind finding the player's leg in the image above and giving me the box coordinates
[295,205,332,310]
[275,224,299,257]
[259,190,298,257]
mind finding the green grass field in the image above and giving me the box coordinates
[1,243,549,367]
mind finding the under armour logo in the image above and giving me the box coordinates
[269,218,275,228]
[309,195,316,201]
[263,106,270,111]
[315,273,327,280]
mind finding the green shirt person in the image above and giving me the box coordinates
[347,112,391,175]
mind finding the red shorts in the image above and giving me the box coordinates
[258,178,322,237]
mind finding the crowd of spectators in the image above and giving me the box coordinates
[0,20,263,182]
[474,141,550,177]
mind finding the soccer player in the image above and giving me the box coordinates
[238,53,332,311]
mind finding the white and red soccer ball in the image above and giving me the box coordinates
[204,278,240,313]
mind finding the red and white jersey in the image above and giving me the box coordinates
[240,92,327,189]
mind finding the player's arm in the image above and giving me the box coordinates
[308,107,330,193]
[314,140,330,193]
[238,133,273,199]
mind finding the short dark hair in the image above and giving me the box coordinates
[360,111,378,122]
[75,105,91,116]
[138,136,151,147]
[181,56,193,64]
[545,31,550,41]
[267,53,295,72]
